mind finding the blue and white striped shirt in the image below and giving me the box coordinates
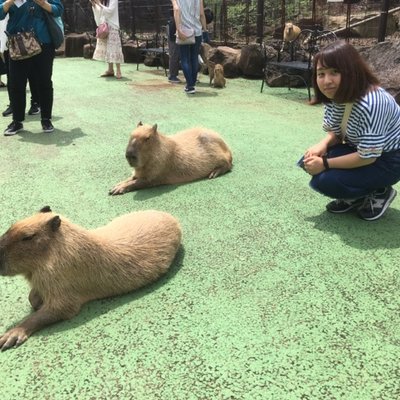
[323,87,400,158]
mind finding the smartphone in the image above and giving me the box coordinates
[297,155,306,170]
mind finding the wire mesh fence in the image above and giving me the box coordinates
[63,0,399,44]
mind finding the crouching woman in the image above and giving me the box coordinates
[302,41,400,221]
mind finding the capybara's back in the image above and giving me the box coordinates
[164,127,232,184]
[91,210,182,297]
[110,123,233,194]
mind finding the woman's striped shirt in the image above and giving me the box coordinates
[322,87,400,158]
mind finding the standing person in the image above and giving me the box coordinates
[302,41,400,221]
[0,14,40,117]
[0,14,6,88]
[0,0,62,136]
[172,0,208,94]
[166,10,180,84]
[90,0,124,80]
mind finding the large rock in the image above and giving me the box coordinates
[238,44,264,78]
[207,46,241,78]
[65,33,92,57]
[122,42,143,64]
[358,40,400,104]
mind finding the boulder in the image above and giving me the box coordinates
[358,40,400,104]
[207,46,241,78]
[122,42,143,64]
[83,43,95,59]
[238,44,264,78]
[65,33,92,57]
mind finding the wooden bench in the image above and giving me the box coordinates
[261,29,337,100]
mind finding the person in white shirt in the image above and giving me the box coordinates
[90,0,124,79]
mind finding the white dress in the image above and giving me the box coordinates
[92,0,124,64]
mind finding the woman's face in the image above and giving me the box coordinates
[316,62,341,100]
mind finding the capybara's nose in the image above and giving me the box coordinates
[125,152,137,166]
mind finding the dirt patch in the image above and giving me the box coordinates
[131,80,171,91]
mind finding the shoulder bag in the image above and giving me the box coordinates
[339,102,354,143]
[96,22,109,39]
[176,25,195,45]
[43,11,64,49]
[7,30,42,61]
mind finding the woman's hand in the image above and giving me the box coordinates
[177,28,188,40]
[33,0,52,12]
[305,142,328,158]
[303,155,325,175]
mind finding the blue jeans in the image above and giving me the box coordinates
[178,36,202,89]
[309,144,400,199]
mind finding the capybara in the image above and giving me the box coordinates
[210,64,226,88]
[280,22,301,52]
[109,122,233,195]
[0,206,182,350]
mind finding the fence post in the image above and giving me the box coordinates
[256,0,265,43]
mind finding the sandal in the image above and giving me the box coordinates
[100,72,114,77]
[116,74,122,80]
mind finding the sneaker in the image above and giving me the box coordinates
[168,76,181,83]
[41,119,54,133]
[184,86,196,94]
[357,187,397,221]
[2,105,13,117]
[326,198,364,213]
[4,121,23,136]
[28,102,40,115]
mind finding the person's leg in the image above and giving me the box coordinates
[168,39,180,80]
[179,44,192,89]
[33,44,55,126]
[2,50,13,117]
[115,63,122,79]
[9,57,29,123]
[190,36,202,88]
[28,71,40,106]
[310,144,400,199]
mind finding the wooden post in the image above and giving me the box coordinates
[378,0,390,42]
[256,0,264,43]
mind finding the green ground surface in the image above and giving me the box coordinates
[0,59,399,400]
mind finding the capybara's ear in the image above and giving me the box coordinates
[137,121,143,127]
[151,124,158,134]
[40,206,52,213]
[48,216,61,232]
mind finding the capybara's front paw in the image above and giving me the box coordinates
[0,327,29,351]
[109,182,128,196]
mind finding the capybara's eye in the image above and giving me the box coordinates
[22,234,36,241]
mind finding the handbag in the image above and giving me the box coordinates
[43,11,64,49]
[176,25,195,45]
[7,31,42,61]
[96,22,109,40]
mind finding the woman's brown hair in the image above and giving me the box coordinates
[312,41,379,104]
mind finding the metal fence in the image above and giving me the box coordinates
[63,0,399,43]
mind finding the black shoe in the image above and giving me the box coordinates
[2,105,13,117]
[357,187,397,221]
[4,121,23,136]
[326,198,364,213]
[28,102,40,115]
[41,119,54,133]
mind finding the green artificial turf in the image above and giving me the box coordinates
[0,58,399,400]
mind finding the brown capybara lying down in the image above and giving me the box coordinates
[0,206,182,350]
[109,122,233,195]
